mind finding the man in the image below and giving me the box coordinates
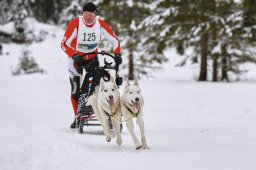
[61,2,122,128]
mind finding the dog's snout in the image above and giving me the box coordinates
[135,97,139,102]
[109,95,113,100]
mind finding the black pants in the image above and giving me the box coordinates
[77,61,110,115]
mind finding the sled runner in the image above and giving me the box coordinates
[76,51,123,133]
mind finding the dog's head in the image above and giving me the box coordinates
[123,76,142,112]
[99,76,120,107]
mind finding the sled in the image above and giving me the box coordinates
[77,51,123,133]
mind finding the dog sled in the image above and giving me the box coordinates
[76,51,123,133]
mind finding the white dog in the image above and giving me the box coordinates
[121,77,149,150]
[87,76,122,146]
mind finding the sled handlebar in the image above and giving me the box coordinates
[79,51,123,86]
[80,51,119,72]
[80,51,115,60]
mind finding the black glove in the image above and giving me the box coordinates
[116,76,123,86]
[115,54,122,66]
[73,54,84,66]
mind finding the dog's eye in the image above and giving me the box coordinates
[112,89,115,91]
[104,90,107,92]
[137,91,140,94]
[129,92,133,94]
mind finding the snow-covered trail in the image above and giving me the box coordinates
[1,34,256,170]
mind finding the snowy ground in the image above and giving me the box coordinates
[1,28,256,170]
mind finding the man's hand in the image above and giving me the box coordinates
[73,54,84,66]
[115,54,122,66]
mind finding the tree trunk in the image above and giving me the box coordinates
[212,53,218,82]
[211,0,218,82]
[128,52,134,80]
[212,24,218,82]
[198,32,208,81]
[221,44,229,82]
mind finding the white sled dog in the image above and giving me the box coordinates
[87,76,122,146]
[121,77,149,150]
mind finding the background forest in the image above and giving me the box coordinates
[0,0,256,81]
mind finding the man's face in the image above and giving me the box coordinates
[83,11,96,24]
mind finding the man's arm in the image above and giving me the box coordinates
[98,18,121,55]
[61,18,79,58]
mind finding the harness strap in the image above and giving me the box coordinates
[102,107,117,118]
[101,104,139,123]
[103,109,112,118]
[124,103,139,117]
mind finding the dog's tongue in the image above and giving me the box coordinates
[134,101,140,111]
[108,99,114,107]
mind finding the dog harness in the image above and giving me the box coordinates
[124,103,139,117]
[102,107,118,118]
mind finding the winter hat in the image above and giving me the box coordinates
[83,2,97,14]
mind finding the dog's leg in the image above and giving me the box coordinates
[91,104,105,131]
[88,97,106,134]
[112,116,122,146]
[137,116,149,149]
[100,112,112,142]
[126,119,142,150]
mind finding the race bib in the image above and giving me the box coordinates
[76,16,100,53]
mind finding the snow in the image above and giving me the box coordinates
[0,22,14,34]
[126,0,134,7]
[212,42,221,54]
[1,24,256,170]
[160,25,170,37]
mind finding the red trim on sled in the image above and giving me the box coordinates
[79,115,97,121]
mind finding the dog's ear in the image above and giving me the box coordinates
[100,78,105,91]
[110,76,118,89]
[134,76,139,86]
[125,79,130,93]
[109,76,115,83]
[125,79,130,88]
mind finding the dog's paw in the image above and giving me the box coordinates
[116,138,122,146]
[110,131,115,138]
[106,137,111,142]
[135,145,142,150]
[142,145,150,149]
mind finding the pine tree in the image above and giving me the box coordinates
[212,0,256,81]
[141,0,210,80]
[27,0,64,24]
[59,0,82,27]
[99,0,163,79]
[0,0,12,24]
[242,0,256,45]
[142,0,256,82]
[12,46,43,75]
[12,1,28,43]
[0,0,21,24]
